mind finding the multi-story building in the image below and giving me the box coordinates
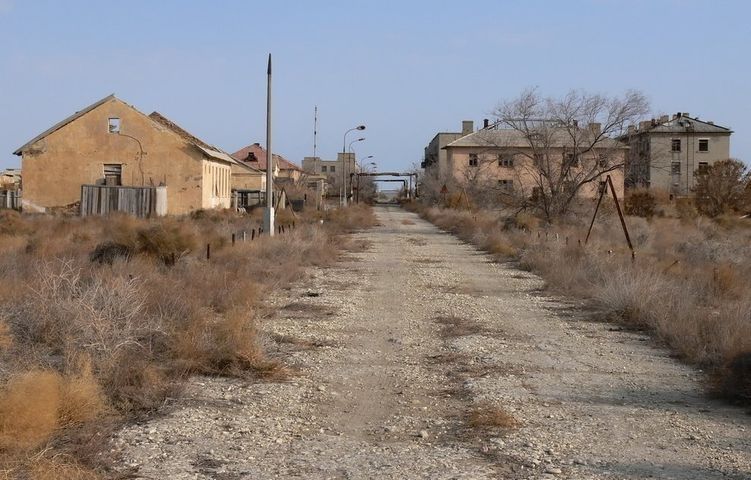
[623,112,732,196]
[422,120,475,180]
[302,153,359,198]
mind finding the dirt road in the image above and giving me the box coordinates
[115,206,750,479]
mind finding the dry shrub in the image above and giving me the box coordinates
[468,404,519,430]
[136,221,197,265]
[28,458,101,480]
[0,370,62,450]
[58,358,108,426]
[0,321,12,351]
[625,189,656,218]
[0,211,29,236]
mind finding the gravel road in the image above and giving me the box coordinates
[114,205,750,479]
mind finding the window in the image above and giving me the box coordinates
[671,139,681,152]
[329,165,335,173]
[698,162,709,174]
[103,164,122,186]
[498,179,513,191]
[564,153,580,167]
[671,162,681,175]
[698,139,709,152]
[498,154,514,167]
[321,166,327,173]
[108,117,121,134]
[469,153,479,167]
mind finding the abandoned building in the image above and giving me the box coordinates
[13,94,238,215]
[622,113,733,195]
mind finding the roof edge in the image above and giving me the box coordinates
[13,94,116,155]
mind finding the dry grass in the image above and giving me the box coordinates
[468,404,519,430]
[408,201,751,406]
[0,204,374,476]
[435,315,485,338]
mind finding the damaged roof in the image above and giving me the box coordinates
[231,143,302,171]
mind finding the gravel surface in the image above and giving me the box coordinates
[114,205,750,479]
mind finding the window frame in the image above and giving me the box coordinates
[108,117,121,134]
[698,138,709,152]
[468,153,479,167]
[103,163,123,186]
[671,139,681,152]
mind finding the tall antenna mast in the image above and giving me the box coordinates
[313,105,318,159]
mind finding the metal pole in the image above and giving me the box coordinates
[264,54,275,236]
[607,175,635,260]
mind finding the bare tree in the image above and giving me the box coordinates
[489,88,649,220]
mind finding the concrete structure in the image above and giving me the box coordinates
[423,120,475,180]
[623,112,732,196]
[443,124,627,200]
[0,168,20,189]
[302,153,359,198]
[231,143,303,183]
[13,95,236,214]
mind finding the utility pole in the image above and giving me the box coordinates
[264,54,275,236]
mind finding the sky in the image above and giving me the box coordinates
[1,0,749,172]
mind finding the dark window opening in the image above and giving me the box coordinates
[104,164,122,186]
[671,139,681,152]
[699,139,709,152]
[321,166,327,173]
[564,153,580,167]
[698,162,709,174]
[469,153,479,167]
[498,179,513,191]
[329,165,335,173]
[498,154,514,167]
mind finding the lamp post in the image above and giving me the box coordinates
[341,125,365,206]
[347,138,365,203]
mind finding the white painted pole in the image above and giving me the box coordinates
[264,54,275,236]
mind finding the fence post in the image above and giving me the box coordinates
[242,231,246,242]
[232,233,236,246]
[252,229,256,240]
[206,243,211,260]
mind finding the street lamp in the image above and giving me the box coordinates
[347,139,365,202]
[342,125,365,206]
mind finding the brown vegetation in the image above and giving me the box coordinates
[468,404,519,430]
[406,200,751,406]
[0,204,375,477]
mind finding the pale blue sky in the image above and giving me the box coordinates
[1,0,748,171]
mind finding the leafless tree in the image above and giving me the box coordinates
[488,88,649,220]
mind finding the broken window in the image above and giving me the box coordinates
[469,153,479,167]
[698,139,709,152]
[498,154,514,167]
[103,164,122,186]
[498,179,513,191]
[108,118,121,134]
[329,165,335,173]
[671,139,681,152]
[321,166,327,173]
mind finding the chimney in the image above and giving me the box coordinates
[588,122,601,136]
[676,112,683,118]
[683,112,690,118]
[483,118,489,129]
[627,125,636,135]
[461,120,474,135]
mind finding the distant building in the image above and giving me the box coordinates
[623,112,732,195]
[302,153,360,199]
[231,143,303,183]
[423,120,476,180]
[13,95,237,214]
[442,122,627,200]
[0,168,21,190]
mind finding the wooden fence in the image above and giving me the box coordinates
[0,190,20,210]
[80,185,167,218]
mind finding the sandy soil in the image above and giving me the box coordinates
[114,205,750,479]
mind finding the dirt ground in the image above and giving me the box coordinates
[114,205,750,479]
